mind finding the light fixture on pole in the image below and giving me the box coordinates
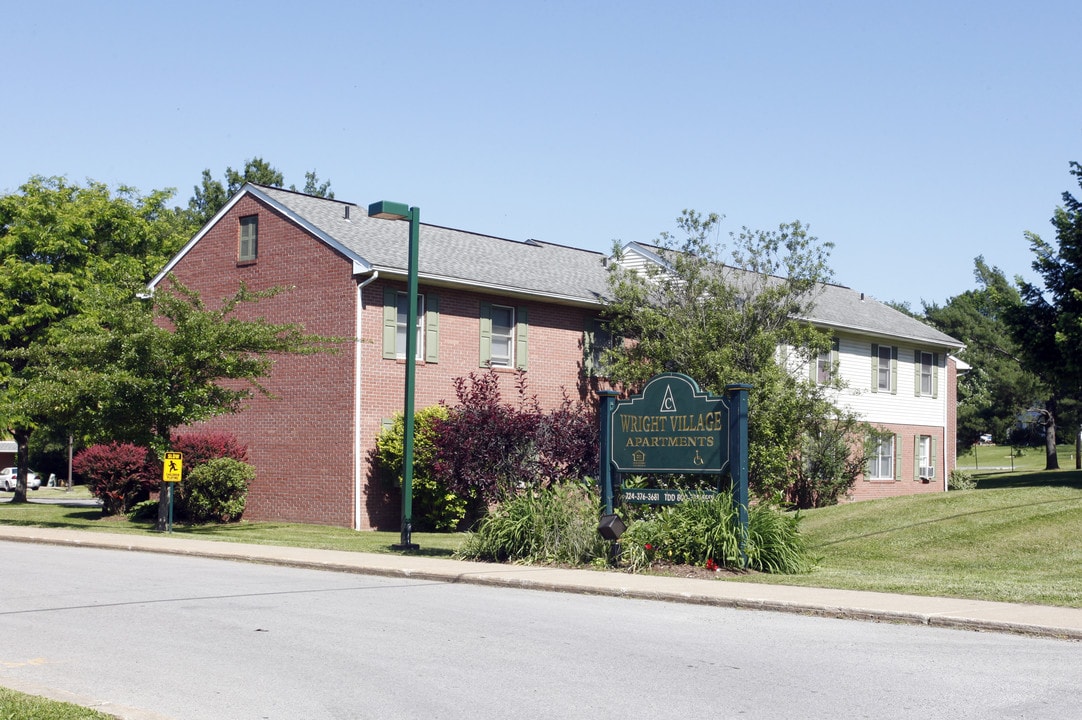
[368,200,421,551]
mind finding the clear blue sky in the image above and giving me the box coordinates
[3,1,1080,310]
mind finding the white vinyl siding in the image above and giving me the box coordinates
[815,336,950,429]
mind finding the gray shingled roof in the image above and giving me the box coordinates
[803,283,961,348]
[627,242,962,350]
[256,185,611,304]
[232,186,959,349]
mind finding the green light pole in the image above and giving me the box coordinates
[368,200,421,551]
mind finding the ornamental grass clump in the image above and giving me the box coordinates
[620,493,812,574]
[457,482,607,565]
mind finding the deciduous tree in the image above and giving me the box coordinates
[601,210,869,505]
[34,277,337,529]
[0,176,190,501]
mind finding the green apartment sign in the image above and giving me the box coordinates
[610,373,729,473]
[597,373,752,565]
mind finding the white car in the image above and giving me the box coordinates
[0,467,40,491]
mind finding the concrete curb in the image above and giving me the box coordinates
[3,525,1081,641]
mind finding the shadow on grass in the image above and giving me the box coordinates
[975,469,1082,490]
[813,483,1082,549]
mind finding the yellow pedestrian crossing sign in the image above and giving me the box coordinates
[163,452,183,483]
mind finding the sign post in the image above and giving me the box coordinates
[602,373,751,566]
[162,452,183,534]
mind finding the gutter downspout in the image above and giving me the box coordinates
[353,271,379,530]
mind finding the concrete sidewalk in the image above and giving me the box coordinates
[2,524,1080,641]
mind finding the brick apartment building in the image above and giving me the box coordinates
[150,184,962,529]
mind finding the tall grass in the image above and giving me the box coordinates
[457,482,608,564]
[620,494,812,574]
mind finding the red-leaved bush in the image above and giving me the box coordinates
[72,442,156,516]
[169,431,248,478]
[432,370,598,504]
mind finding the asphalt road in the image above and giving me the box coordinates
[1,541,1078,720]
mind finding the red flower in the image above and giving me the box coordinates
[705,558,718,572]
[644,543,654,551]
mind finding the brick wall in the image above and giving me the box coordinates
[168,195,359,527]
[169,195,600,529]
[848,422,947,502]
[358,279,598,529]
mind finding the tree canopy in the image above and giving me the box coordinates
[0,177,191,500]
[922,258,1044,448]
[187,158,334,226]
[601,210,870,507]
[1001,161,1082,468]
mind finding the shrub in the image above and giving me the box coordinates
[375,405,476,531]
[948,469,977,491]
[457,482,607,564]
[178,457,254,523]
[167,431,249,522]
[620,494,812,574]
[72,442,156,516]
[169,431,248,472]
[784,408,872,509]
[432,370,598,504]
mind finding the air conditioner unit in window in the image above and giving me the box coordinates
[919,466,935,479]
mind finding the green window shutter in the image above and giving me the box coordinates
[890,346,898,395]
[831,337,840,369]
[914,349,923,397]
[809,345,817,383]
[425,294,440,364]
[584,317,596,375]
[932,353,940,398]
[382,287,398,360]
[894,434,902,481]
[914,435,921,481]
[479,301,492,367]
[870,344,879,393]
[515,306,529,371]
[932,437,938,475]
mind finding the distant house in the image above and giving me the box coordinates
[150,184,962,528]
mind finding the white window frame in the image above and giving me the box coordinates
[918,435,935,478]
[489,304,515,368]
[395,291,425,361]
[870,436,895,479]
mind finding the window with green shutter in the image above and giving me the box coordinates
[479,302,527,369]
[382,287,437,362]
[870,344,897,394]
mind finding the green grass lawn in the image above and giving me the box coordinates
[0,486,461,557]
[731,468,1082,607]
[0,687,114,719]
[957,442,1080,474]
